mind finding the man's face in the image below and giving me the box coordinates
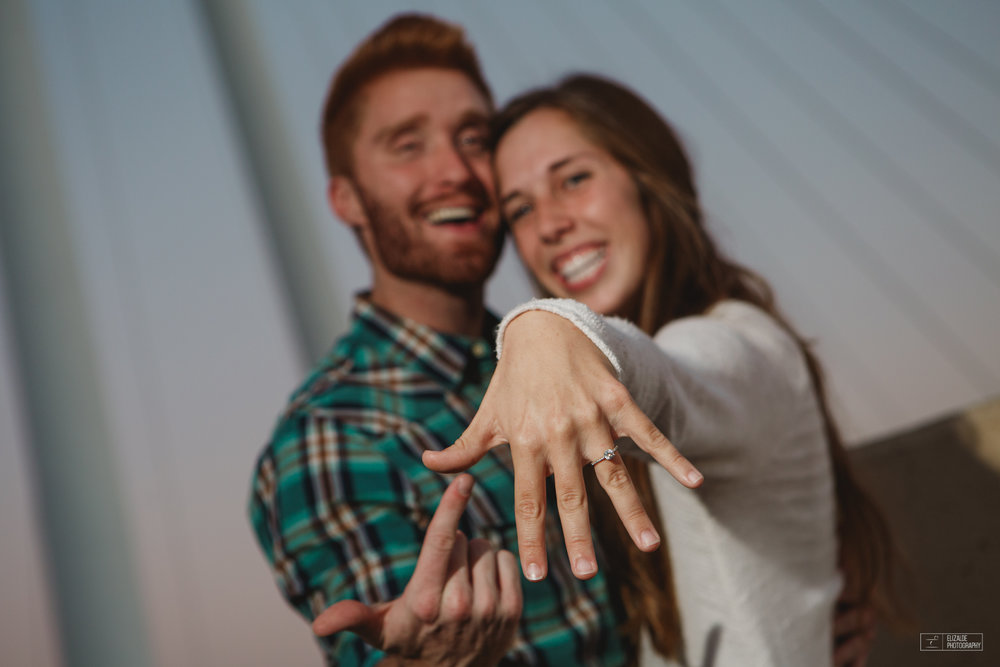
[345,67,502,288]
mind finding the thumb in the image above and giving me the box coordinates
[422,422,496,473]
[312,600,384,646]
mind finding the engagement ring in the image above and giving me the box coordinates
[590,446,619,467]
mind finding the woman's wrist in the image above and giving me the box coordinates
[496,298,623,378]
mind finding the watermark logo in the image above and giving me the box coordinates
[920,633,983,651]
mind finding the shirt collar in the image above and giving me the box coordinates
[350,294,498,388]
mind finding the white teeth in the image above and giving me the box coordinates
[558,248,606,283]
[427,206,476,225]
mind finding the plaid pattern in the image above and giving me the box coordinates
[249,296,627,666]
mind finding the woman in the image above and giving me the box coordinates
[424,74,896,666]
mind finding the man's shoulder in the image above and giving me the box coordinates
[284,328,421,411]
[261,328,440,457]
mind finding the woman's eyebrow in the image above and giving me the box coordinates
[549,152,594,173]
[499,190,522,208]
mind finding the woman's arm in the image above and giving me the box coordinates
[592,300,814,469]
[424,297,810,582]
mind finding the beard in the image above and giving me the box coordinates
[356,182,504,289]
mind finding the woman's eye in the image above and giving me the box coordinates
[506,202,533,224]
[564,171,591,189]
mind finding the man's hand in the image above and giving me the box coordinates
[833,600,876,667]
[312,474,523,667]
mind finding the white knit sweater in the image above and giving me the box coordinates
[497,299,840,667]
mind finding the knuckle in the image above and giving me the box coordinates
[572,403,603,430]
[474,593,498,621]
[602,381,632,411]
[602,466,632,491]
[410,592,440,623]
[422,529,455,555]
[557,488,587,512]
[518,533,545,553]
[442,590,472,621]
[506,591,524,619]
[565,535,594,556]
[515,496,544,522]
[643,423,669,451]
[468,537,493,554]
[623,503,649,525]
[665,447,687,468]
[516,436,544,456]
[546,415,576,441]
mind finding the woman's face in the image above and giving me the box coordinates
[495,108,651,318]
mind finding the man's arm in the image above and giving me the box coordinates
[313,474,522,666]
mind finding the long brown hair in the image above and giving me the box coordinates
[492,74,903,661]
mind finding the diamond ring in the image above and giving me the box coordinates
[590,445,619,467]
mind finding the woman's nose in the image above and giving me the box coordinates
[536,199,574,243]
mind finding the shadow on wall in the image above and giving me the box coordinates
[850,397,1000,666]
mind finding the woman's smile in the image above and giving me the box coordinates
[553,243,608,290]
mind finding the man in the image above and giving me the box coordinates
[249,12,876,667]
[248,14,628,666]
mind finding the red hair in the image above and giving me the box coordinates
[320,13,492,177]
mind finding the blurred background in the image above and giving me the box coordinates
[1,0,997,665]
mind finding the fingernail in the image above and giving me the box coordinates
[525,562,544,581]
[640,529,660,549]
[456,474,473,497]
[687,470,703,486]
[575,558,596,576]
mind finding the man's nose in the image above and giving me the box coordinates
[431,142,478,187]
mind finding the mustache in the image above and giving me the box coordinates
[407,177,493,215]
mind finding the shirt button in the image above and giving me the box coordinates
[471,341,490,358]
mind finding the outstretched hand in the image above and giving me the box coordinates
[313,474,522,666]
[423,311,702,582]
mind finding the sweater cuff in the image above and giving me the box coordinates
[495,298,624,379]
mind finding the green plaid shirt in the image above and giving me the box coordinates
[249,296,627,666]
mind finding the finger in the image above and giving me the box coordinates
[592,454,660,552]
[439,530,472,621]
[834,604,877,642]
[469,538,499,619]
[833,606,862,639]
[312,600,381,645]
[551,454,597,579]
[496,549,524,621]
[608,400,702,488]
[512,445,549,582]
[408,475,474,601]
[833,632,871,667]
[423,415,497,473]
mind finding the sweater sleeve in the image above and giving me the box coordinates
[497,298,814,470]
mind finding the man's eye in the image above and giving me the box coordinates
[564,171,591,189]
[506,202,532,224]
[458,131,488,153]
[392,139,421,155]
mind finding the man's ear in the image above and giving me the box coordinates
[328,176,367,230]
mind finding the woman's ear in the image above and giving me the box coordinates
[327,176,367,230]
